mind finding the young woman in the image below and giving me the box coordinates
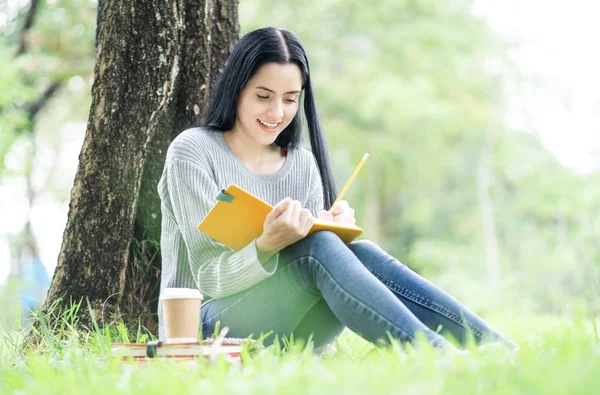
[157,27,517,352]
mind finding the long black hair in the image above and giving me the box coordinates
[203,27,337,209]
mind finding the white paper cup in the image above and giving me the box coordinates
[160,288,203,344]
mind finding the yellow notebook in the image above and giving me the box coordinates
[198,184,363,251]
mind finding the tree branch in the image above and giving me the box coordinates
[26,80,62,121]
[16,0,41,56]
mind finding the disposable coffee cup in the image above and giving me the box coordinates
[160,288,203,343]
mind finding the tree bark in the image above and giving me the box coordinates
[40,0,239,335]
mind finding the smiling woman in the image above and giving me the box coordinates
[202,28,337,206]
[157,27,518,353]
[223,63,303,174]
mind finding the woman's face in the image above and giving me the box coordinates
[233,62,303,147]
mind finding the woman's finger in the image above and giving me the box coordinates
[318,210,334,222]
[330,200,349,216]
[266,197,292,224]
[299,209,313,234]
[288,200,302,229]
[278,198,297,225]
[334,209,355,225]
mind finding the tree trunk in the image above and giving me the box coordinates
[40,0,239,335]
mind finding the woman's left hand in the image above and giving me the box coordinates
[317,200,356,226]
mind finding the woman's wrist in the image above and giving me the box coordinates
[256,235,278,263]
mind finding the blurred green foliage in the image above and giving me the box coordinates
[1,0,598,322]
[0,0,95,178]
[238,0,600,313]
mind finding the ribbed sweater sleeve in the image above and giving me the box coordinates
[166,158,279,299]
[306,154,325,216]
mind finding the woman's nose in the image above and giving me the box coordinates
[267,100,284,119]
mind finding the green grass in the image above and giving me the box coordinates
[0,311,598,395]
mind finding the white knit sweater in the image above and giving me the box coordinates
[156,127,324,339]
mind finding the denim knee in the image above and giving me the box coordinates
[348,239,378,255]
[348,239,406,271]
[307,230,345,250]
[282,231,354,272]
[347,239,380,262]
[286,231,345,255]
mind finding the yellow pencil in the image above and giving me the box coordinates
[330,153,369,211]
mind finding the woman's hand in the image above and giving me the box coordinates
[256,198,315,256]
[317,200,356,226]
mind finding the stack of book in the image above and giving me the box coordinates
[111,338,245,365]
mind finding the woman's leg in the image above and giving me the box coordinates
[291,298,345,351]
[204,231,456,350]
[200,252,344,350]
[348,240,517,348]
[278,231,453,349]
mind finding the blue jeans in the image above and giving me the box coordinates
[201,231,515,350]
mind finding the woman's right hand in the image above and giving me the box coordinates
[256,197,314,256]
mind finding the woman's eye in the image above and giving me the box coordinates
[256,94,296,103]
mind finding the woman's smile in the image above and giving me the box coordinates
[257,119,280,132]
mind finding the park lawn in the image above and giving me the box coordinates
[0,313,598,395]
